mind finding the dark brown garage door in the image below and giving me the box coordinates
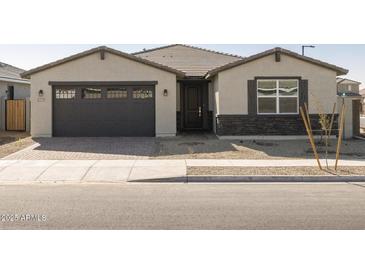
[52,83,155,137]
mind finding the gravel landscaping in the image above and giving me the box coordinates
[0,132,34,159]
[188,166,365,176]
[156,135,365,160]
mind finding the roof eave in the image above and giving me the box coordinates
[21,46,185,79]
[336,77,361,84]
[0,76,30,84]
[206,48,348,77]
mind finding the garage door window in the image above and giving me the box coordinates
[107,88,128,99]
[55,88,76,99]
[82,88,102,99]
[132,88,153,99]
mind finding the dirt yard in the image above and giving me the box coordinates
[0,131,34,159]
[188,166,365,176]
[156,134,365,160]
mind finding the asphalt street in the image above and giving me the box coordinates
[1,183,365,229]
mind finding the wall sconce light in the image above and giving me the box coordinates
[163,89,168,96]
[39,90,44,97]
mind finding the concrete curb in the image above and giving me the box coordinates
[187,175,365,183]
[1,176,365,185]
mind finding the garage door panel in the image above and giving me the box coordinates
[53,85,155,137]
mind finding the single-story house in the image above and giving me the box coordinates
[21,44,351,138]
[0,62,30,131]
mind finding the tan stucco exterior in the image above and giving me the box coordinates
[26,46,346,138]
[337,96,362,139]
[0,81,30,99]
[29,51,177,137]
[215,53,338,115]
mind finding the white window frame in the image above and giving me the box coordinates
[257,79,299,115]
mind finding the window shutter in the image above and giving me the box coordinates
[248,80,257,116]
[299,79,308,108]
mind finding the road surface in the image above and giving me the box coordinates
[1,183,365,229]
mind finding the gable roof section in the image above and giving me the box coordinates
[21,46,185,79]
[206,47,349,77]
[0,62,30,84]
[133,44,243,77]
[133,44,243,58]
[337,77,361,85]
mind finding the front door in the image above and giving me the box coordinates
[183,84,203,129]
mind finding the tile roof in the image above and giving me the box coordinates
[21,46,185,78]
[206,47,348,77]
[133,44,243,77]
[0,62,29,83]
[20,45,349,81]
[337,77,361,85]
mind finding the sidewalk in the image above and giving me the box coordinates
[0,159,364,183]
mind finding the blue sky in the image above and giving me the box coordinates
[1,44,364,88]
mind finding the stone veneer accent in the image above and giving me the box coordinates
[216,114,338,136]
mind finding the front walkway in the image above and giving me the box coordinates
[0,159,365,183]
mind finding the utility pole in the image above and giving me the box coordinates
[302,45,315,56]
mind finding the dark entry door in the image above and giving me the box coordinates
[353,100,360,137]
[184,84,203,129]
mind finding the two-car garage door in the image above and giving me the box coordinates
[52,83,155,137]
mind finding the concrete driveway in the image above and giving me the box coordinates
[4,137,158,160]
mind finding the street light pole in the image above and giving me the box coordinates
[302,45,315,56]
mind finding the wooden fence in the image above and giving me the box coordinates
[6,100,26,131]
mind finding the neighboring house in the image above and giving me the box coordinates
[337,77,361,94]
[336,78,363,137]
[21,44,349,138]
[0,62,30,131]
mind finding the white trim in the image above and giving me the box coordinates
[257,79,299,115]
[0,77,30,84]
[156,133,176,137]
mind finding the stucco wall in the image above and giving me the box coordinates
[29,52,177,137]
[212,75,219,133]
[338,96,361,139]
[217,54,339,115]
[0,81,30,99]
